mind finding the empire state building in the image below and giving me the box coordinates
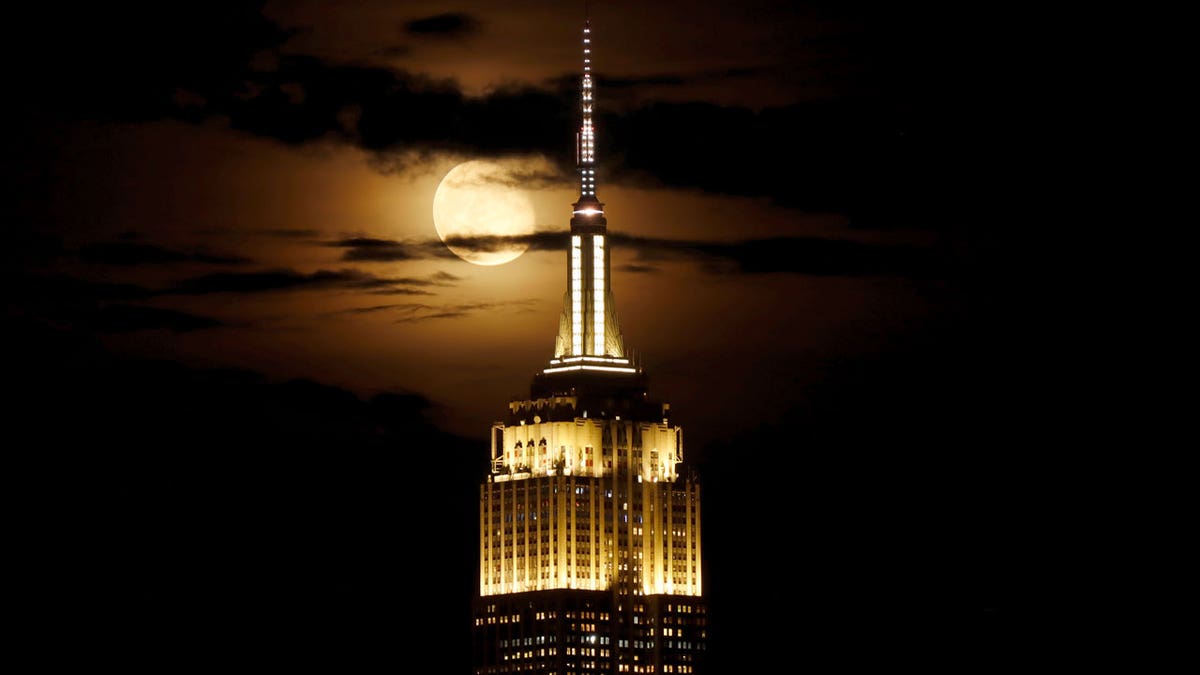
[472,16,708,675]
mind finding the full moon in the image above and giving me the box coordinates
[433,160,536,266]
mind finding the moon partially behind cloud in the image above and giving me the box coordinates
[433,160,536,266]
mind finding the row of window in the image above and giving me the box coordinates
[477,614,524,625]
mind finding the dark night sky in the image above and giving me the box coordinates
[6,1,1050,671]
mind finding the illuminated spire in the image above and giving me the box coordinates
[576,13,599,205]
[548,13,628,368]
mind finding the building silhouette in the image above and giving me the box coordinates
[472,16,707,675]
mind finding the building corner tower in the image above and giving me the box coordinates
[472,15,708,675]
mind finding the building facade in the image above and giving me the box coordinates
[472,17,707,675]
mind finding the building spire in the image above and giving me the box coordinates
[546,12,630,371]
[576,12,599,207]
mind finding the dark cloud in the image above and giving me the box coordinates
[167,269,361,294]
[210,55,571,157]
[323,230,944,277]
[79,241,249,266]
[405,13,479,37]
[16,3,994,230]
[441,162,564,190]
[329,303,411,316]
[16,5,575,180]
[88,304,223,333]
[331,238,401,248]
[608,233,946,277]
[428,270,462,283]
[4,273,215,353]
[6,266,445,342]
[402,310,467,321]
[343,243,422,260]
[366,287,436,296]
[13,2,292,122]
[165,268,437,296]
[441,231,567,254]
[420,231,946,278]
[393,300,537,323]
[331,233,568,263]
[374,271,461,287]
[330,237,423,262]
[15,267,443,329]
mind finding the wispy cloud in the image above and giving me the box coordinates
[329,232,563,262]
[365,287,437,296]
[394,300,538,323]
[167,269,363,295]
[165,268,449,296]
[329,232,564,262]
[329,237,425,262]
[440,231,565,252]
[80,241,250,266]
[327,304,411,316]
[374,270,462,287]
[321,232,942,278]
[391,231,944,277]
[608,233,944,277]
[400,310,468,321]
[326,299,536,322]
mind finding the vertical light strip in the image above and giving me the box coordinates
[580,23,595,196]
[481,483,489,595]
[571,235,583,355]
[581,78,592,153]
[593,235,605,355]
